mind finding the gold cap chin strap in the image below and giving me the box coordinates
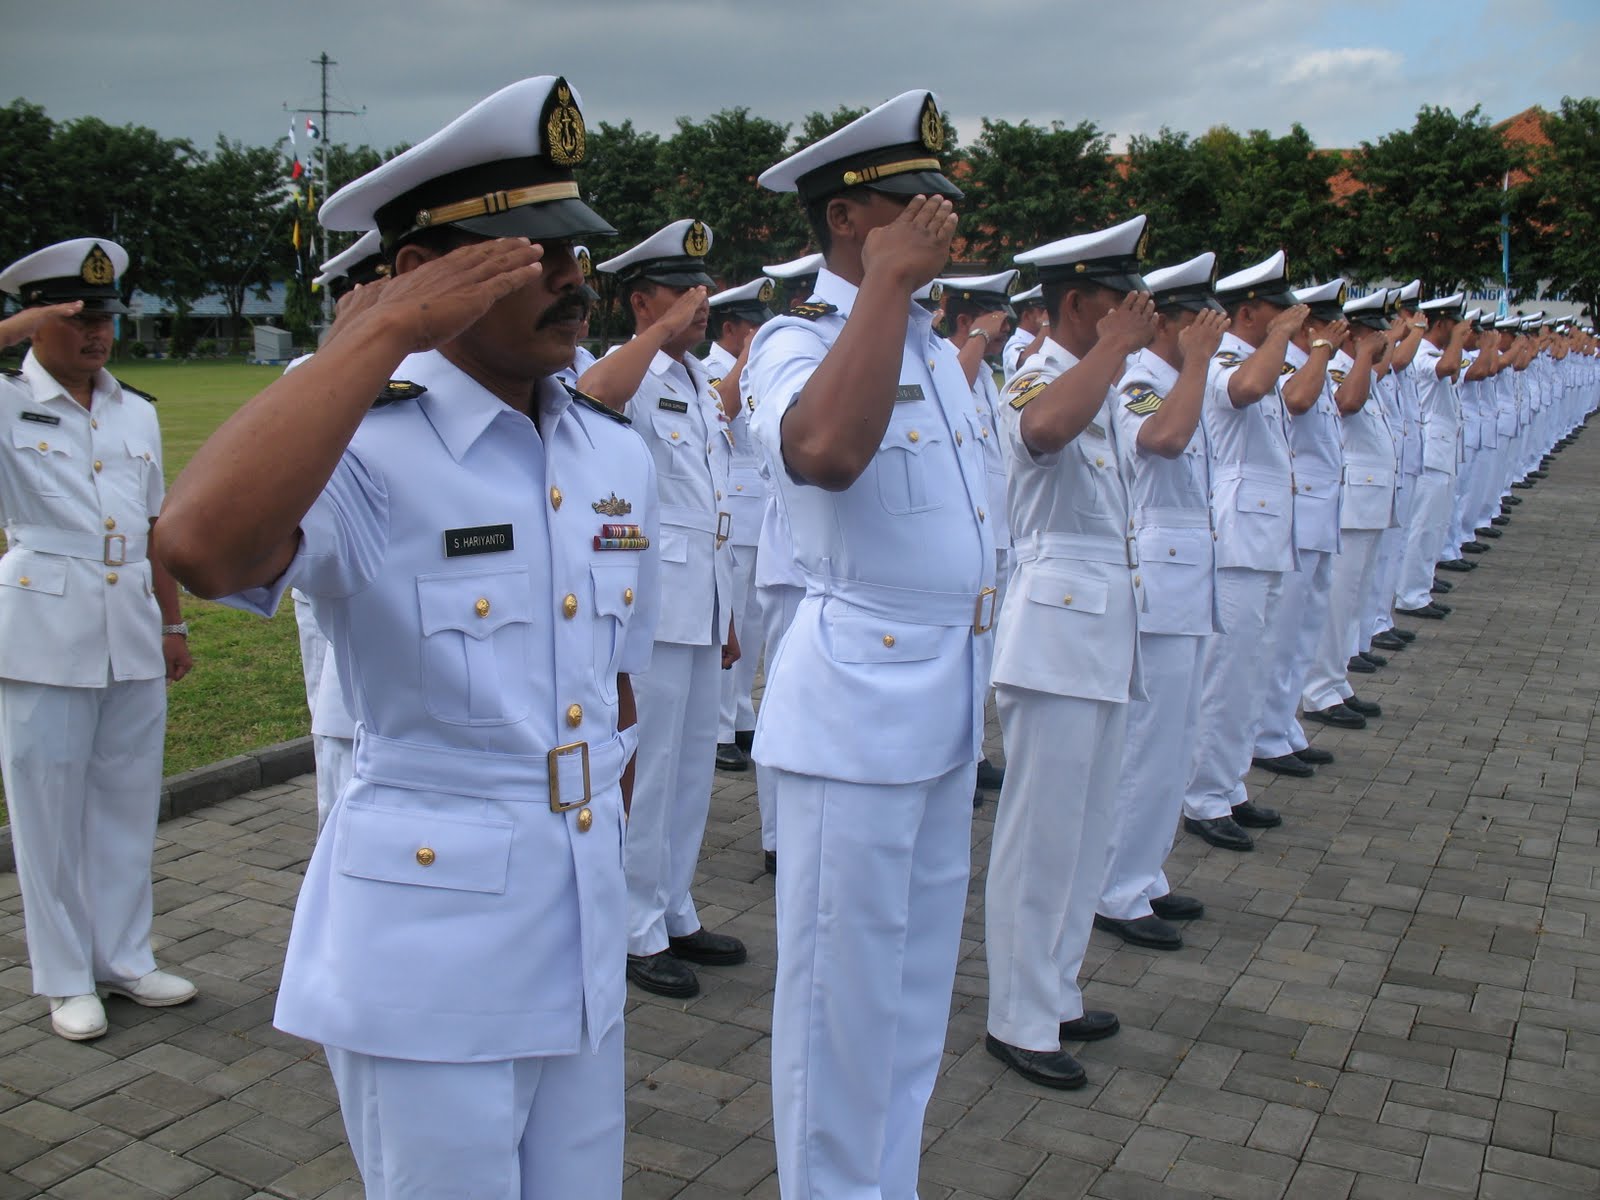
[840,157,941,188]
[416,181,580,229]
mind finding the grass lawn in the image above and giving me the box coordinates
[1,359,308,824]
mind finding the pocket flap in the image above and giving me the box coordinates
[1025,571,1109,614]
[591,562,638,620]
[336,802,512,894]
[1236,483,1288,517]
[0,553,67,595]
[417,567,533,638]
[826,612,943,663]
[123,434,157,464]
[658,527,689,564]
[880,418,942,453]
[11,424,71,456]
[1296,477,1339,499]
[1139,534,1208,567]
[650,407,693,443]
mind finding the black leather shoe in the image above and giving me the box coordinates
[1390,627,1417,642]
[715,742,751,772]
[1461,541,1489,554]
[1150,892,1205,921]
[668,928,748,966]
[1511,480,1534,489]
[1347,654,1376,674]
[1530,469,1548,479]
[1095,913,1182,950]
[1359,650,1388,667]
[1431,601,1453,614]
[1437,559,1475,573]
[1232,801,1282,829]
[1253,753,1314,778]
[1343,695,1382,717]
[985,1035,1087,1089]
[1503,494,1522,504]
[763,850,777,875]
[1432,580,1454,594]
[1304,703,1366,729]
[628,952,699,998]
[1396,604,1447,620]
[1476,527,1503,539]
[734,729,754,753]
[1294,746,1334,765]
[1060,1010,1121,1041]
[1491,515,1510,526]
[1184,815,1254,851]
[975,757,1006,791]
[1371,632,1407,651]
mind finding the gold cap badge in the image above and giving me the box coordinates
[758,279,775,304]
[577,247,592,278]
[1337,283,1349,306]
[683,220,710,258]
[919,94,944,153]
[928,282,943,303]
[80,244,115,287]
[544,80,586,167]
[1136,229,1151,262]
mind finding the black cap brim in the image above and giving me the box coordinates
[453,196,617,244]
[1351,315,1390,330]
[713,302,773,324]
[1158,294,1225,314]
[864,168,964,201]
[1306,304,1345,323]
[638,269,716,290]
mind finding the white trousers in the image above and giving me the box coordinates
[1100,634,1202,921]
[988,686,1127,1047]
[1184,567,1282,821]
[1368,477,1414,641]
[1397,469,1455,609]
[1253,549,1333,759]
[325,1022,624,1200]
[1303,529,1383,713]
[754,583,804,854]
[770,763,973,1200]
[625,640,721,956]
[718,543,761,743]
[314,734,354,833]
[1,675,164,997]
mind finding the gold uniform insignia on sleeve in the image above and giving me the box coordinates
[788,302,838,320]
[80,244,115,286]
[683,221,710,258]
[544,79,586,166]
[1329,368,1348,385]
[1213,350,1244,366]
[1122,383,1163,415]
[1005,370,1049,410]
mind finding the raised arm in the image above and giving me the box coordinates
[1227,304,1309,408]
[577,287,707,412]
[1020,292,1156,456]
[1136,308,1227,458]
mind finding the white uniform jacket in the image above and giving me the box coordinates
[1110,348,1218,638]
[227,351,660,1063]
[619,346,733,646]
[1203,332,1297,572]
[969,363,1012,552]
[701,341,766,550]
[1395,365,1425,477]
[747,269,995,784]
[1281,342,1343,555]
[1331,351,1397,531]
[0,352,165,686]
[992,339,1141,702]
[1410,343,1460,475]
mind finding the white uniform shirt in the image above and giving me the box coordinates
[1409,342,1460,475]
[747,268,995,783]
[1281,342,1343,554]
[1001,326,1037,377]
[966,361,1011,551]
[619,345,734,645]
[227,351,660,1062]
[0,352,165,686]
[1330,350,1397,531]
[1110,347,1217,637]
[1203,332,1296,572]
[701,340,766,549]
[994,340,1141,701]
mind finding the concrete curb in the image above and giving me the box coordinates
[0,735,314,874]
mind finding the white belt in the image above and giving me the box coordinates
[1211,464,1291,487]
[1013,530,1138,568]
[660,504,731,547]
[802,567,996,633]
[353,726,638,813]
[5,524,147,565]
[1138,506,1211,530]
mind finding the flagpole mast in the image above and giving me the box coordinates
[286,52,364,323]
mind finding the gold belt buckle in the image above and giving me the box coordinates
[715,511,731,548]
[103,533,127,566]
[973,586,997,635]
[547,741,591,812]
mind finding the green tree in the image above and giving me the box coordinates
[961,118,1119,262]
[1531,97,1600,318]
[1118,128,1230,267]
[187,137,295,352]
[1341,105,1528,294]
[796,106,868,148]
[1203,124,1341,281]
[0,100,63,273]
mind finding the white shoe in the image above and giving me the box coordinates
[49,994,108,1040]
[99,969,197,1007]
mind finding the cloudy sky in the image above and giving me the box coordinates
[10,0,1598,156]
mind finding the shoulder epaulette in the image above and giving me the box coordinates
[1279,361,1296,376]
[1005,369,1050,411]
[1328,368,1348,386]
[1,366,21,379]
[1213,350,1244,366]
[374,379,427,407]
[1121,382,1164,416]
[788,302,838,320]
[114,377,158,403]
[562,380,631,424]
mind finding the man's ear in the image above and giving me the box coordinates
[826,196,857,244]
[392,242,437,277]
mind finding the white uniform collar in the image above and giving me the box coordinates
[1036,335,1080,368]
[403,349,559,463]
[21,348,119,409]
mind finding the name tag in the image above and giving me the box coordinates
[443,524,514,557]
[20,411,60,426]
[895,384,925,403]
[658,398,689,413]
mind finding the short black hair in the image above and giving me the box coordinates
[804,185,883,257]
[389,223,486,265]
[622,278,658,332]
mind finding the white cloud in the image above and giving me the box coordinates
[1280,47,1404,86]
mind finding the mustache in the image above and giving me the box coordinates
[537,295,589,328]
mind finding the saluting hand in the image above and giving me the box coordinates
[651,286,709,344]
[1267,303,1311,340]
[0,300,84,349]
[1320,319,1350,349]
[861,195,958,292]
[1448,319,1473,346]
[362,238,544,355]
[1178,308,1229,363]
[1097,291,1158,356]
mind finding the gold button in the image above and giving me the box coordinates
[882,634,896,648]
[475,597,490,617]
[566,703,583,727]
[104,517,117,530]
[416,847,435,867]
[670,431,680,440]
[144,453,152,462]
[93,460,103,473]
[1366,475,1374,482]
[550,486,563,510]
[716,490,723,500]
[577,808,593,833]
[978,508,986,521]
[105,571,119,584]
[36,441,47,451]
[18,576,29,587]
[982,427,990,438]
[928,359,936,370]
[736,484,744,491]
[1096,457,1105,467]
[563,593,578,618]
[1169,548,1177,556]
[1064,594,1073,605]
[1258,500,1266,508]
[90,418,98,429]
[1303,484,1311,492]
[908,430,920,443]
[623,587,634,606]
[956,431,964,445]
[1134,575,1142,586]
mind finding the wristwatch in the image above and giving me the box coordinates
[968,327,992,347]
[162,623,189,638]
[1309,338,1333,351]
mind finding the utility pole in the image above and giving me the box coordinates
[285,52,364,320]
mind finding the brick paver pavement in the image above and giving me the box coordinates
[3,436,1599,1199]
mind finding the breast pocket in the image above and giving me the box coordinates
[1072,431,1118,518]
[10,424,74,497]
[590,562,638,702]
[416,566,535,725]
[1236,482,1288,518]
[875,419,945,515]
[650,408,700,480]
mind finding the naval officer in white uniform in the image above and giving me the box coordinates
[748,91,996,1199]
[581,219,746,999]
[984,215,1154,1088]
[1003,283,1049,376]
[763,250,825,313]
[158,76,658,1199]
[0,239,197,1042]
